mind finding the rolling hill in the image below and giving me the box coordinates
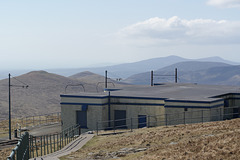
[0,71,106,120]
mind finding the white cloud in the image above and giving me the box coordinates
[117,16,240,46]
[207,0,240,8]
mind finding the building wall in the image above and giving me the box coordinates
[61,95,227,132]
[110,97,165,129]
[215,93,240,119]
[164,99,224,125]
[61,95,108,132]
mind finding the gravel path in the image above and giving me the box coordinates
[30,133,94,160]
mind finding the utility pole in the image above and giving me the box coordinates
[175,68,178,83]
[105,70,107,88]
[9,74,11,140]
[8,74,28,140]
[151,70,153,86]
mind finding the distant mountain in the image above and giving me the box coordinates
[47,55,239,79]
[1,55,239,80]
[47,55,188,78]
[157,61,231,72]
[123,61,240,85]
[197,56,240,65]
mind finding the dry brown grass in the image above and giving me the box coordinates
[0,146,14,160]
[0,114,60,138]
[61,118,240,160]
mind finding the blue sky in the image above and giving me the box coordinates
[1,0,240,70]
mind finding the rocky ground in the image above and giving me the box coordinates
[61,118,240,160]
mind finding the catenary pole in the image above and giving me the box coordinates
[9,73,11,140]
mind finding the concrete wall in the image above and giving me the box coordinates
[110,97,165,129]
[61,94,227,132]
[164,99,224,125]
[61,95,166,131]
[61,95,108,132]
[216,93,240,119]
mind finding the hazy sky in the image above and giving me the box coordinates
[1,0,240,70]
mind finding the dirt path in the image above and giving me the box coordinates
[30,133,94,160]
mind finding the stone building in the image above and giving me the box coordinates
[61,83,240,132]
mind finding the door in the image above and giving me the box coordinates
[114,110,126,129]
[138,115,147,128]
[76,111,87,128]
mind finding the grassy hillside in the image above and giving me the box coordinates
[0,71,131,120]
[0,71,101,120]
[61,118,240,160]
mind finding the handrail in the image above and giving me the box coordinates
[7,132,29,160]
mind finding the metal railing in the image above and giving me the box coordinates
[29,124,81,159]
[0,112,61,138]
[96,106,240,135]
[7,132,29,160]
[19,112,61,128]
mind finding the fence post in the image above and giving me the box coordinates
[40,136,42,157]
[46,135,49,154]
[57,134,59,151]
[165,114,168,126]
[35,136,38,157]
[43,135,45,156]
[147,115,150,128]
[202,110,204,123]
[31,135,34,158]
[50,135,52,153]
[183,112,185,124]
[64,131,66,146]
[60,133,62,149]
[220,108,222,120]
[54,134,56,152]
[26,132,30,160]
[130,118,133,132]
[33,116,34,126]
[79,126,81,135]
[96,122,98,136]
[113,120,116,134]
[67,129,69,144]
[16,143,20,160]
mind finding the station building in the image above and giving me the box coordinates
[60,83,240,132]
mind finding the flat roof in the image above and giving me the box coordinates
[61,83,240,102]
